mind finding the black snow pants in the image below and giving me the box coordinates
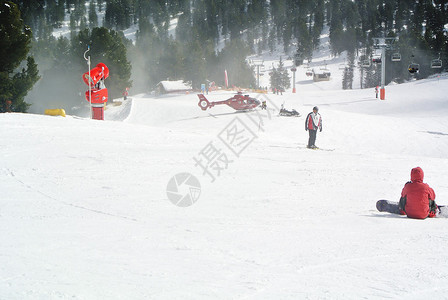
[308,129,317,147]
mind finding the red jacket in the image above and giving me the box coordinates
[400,167,436,219]
[305,112,322,131]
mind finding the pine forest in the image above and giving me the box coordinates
[2,0,448,112]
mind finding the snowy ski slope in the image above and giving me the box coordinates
[1,71,448,298]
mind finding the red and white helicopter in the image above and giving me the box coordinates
[197,92,260,111]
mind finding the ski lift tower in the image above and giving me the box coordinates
[291,66,297,93]
[373,37,397,100]
[83,46,92,118]
[252,59,264,89]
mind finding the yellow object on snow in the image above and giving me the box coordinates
[45,109,66,117]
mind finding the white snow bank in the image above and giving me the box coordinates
[158,80,192,93]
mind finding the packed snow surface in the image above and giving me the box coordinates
[2,71,448,299]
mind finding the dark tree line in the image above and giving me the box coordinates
[13,0,448,60]
[0,1,40,113]
[4,0,448,112]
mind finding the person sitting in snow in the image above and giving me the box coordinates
[305,106,322,149]
[398,167,438,219]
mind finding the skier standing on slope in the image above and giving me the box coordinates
[122,87,129,100]
[399,167,438,219]
[305,106,322,149]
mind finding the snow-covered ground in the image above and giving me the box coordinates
[2,66,448,298]
[9,5,448,297]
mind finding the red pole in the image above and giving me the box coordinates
[291,67,297,93]
[92,104,105,120]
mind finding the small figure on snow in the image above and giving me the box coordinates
[261,100,267,110]
[305,106,322,149]
[375,86,379,99]
[122,87,129,100]
[398,167,438,219]
[4,100,12,112]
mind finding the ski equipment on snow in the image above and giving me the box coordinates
[376,200,447,217]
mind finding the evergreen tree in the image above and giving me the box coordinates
[312,0,325,49]
[268,27,276,54]
[104,0,133,30]
[0,1,40,113]
[364,64,380,88]
[9,0,45,35]
[329,0,344,55]
[156,40,185,81]
[73,27,132,100]
[294,19,312,66]
[97,0,104,12]
[183,38,208,89]
[88,1,98,29]
[342,51,355,89]
[214,39,255,88]
[45,0,65,28]
[11,56,40,112]
[175,2,192,44]
[343,0,360,53]
[269,57,290,91]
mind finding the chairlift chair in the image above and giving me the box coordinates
[408,63,420,74]
[306,69,313,77]
[361,59,371,68]
[319,68,331,77]
[391,53,401,62]
[372,56,382,64]
[431,59,442,69]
